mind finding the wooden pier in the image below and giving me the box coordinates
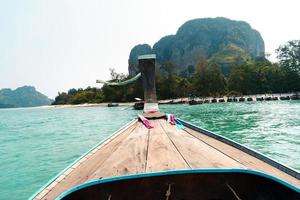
[32,118,300,199]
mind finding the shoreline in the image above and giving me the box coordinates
[1,92,299,110]
[50,92,300,108]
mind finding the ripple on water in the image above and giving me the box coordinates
[160,101,300,171]
[0,101,300,199]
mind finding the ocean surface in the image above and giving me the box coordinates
[0,101,300,199]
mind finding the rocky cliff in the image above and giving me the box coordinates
[128,17,265,76]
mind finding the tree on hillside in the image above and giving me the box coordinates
[227,60,299,94]
[206,64,226,96]
[192,55,209,96]
[101,68,144,102]
[109,68,126,81]
[276,40,300,92]
[192,55,226,96]
[176,77,191,97]
[101,71,128,102]
[228,63,268,94]
[157,62,177,99]
[68,88,77,95]
[228,65,252,94]
[53,92,69,104]
[276,40,300,74]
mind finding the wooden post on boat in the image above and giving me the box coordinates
[138,54,157,111]
[138,54,165,118]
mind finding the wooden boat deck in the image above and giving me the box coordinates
[33,118,300,199]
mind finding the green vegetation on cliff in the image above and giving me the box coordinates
[276,40,300,75]
[129,17,265,76]
[52,40,300,105]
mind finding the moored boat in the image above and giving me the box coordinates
[58,169,299,200]
[30,117,300,200]
[218,98,225,102]
[133,97,144,110]
[280,96,290,100]
[30,54,300,200]
[256,97,264,101]
[265,96,272,101]
[291,94,300,100]
[107,103,119,107]
[188,99,203,105]
[211,98,217,103]
[133,102,144,110]
[239,97,245,102]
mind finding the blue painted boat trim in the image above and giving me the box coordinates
[178,118,300,180]
[56,168,300,200]
[30,117,300,199]
[28,118,137,200]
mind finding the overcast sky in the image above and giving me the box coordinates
[1,0,299,98]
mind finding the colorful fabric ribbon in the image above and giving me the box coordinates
[166,114,176,125]
[138,114,154,129]
[166,114,185,129]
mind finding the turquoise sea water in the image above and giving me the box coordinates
[0,101,299,199]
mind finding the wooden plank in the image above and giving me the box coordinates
[40,121,138,200]
[146,119,190,172]
[159,120,245,169]
[89,122,149,179]
[185,127,300,187]
[35,118,300,200]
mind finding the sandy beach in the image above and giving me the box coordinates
[44,92,299,109]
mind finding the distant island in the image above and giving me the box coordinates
[0,86,53,108]
[52,17,300,105]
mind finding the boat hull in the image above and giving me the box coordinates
[58,169,300,200]
[107,103,119,107]
[133,102,144,110]
[30,119,300,200]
